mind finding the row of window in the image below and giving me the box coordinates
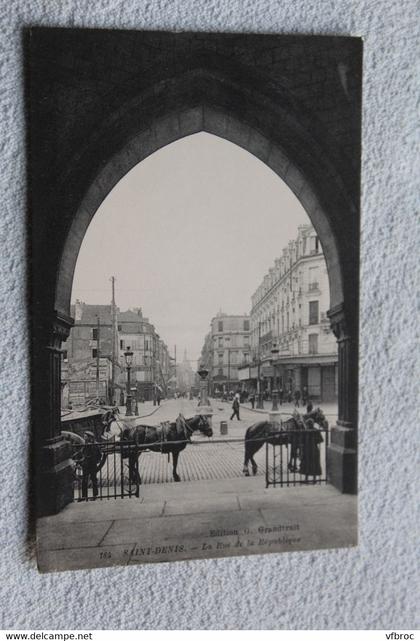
[253,237,321,304]
[214,336,250,348]
[214,333,320,367]
[253,301,320,337]
[217,320,250,332]
[217,351,249,365]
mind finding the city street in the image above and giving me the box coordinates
[111,397,337,485]
[38,395,351,572]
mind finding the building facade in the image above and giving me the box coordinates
[61,302,171,407]
[61,302,116,407]
[238,225,338,402]
[118,308,171,402]
[175,350,196,395]
[200,312,251,396]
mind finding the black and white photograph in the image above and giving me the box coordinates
[29,28,361,573]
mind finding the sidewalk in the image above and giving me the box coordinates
[37,477,357,572]
[211,398,338,420]
[116,399,166,420]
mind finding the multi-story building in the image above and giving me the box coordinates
[118,308,171,402]
[238,224,338,402]
[200,312,251,395]
[61,301,117,407]
[61,302,171,407]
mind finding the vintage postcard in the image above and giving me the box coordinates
[29,28,361,572]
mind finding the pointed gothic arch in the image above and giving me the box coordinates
[30,38,359,515]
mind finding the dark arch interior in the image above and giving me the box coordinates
[29,31,360,515]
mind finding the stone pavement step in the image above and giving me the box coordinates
[37,482,357,572]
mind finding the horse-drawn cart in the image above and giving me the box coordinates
[61,406,139,500]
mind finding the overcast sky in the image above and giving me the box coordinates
[72,132,310,366]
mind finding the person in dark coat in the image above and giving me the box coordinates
[278,386,283,405]
[80,431,102,500]
[230,397,240,421]
[294,388,301,407]
[249,393,255,409]
[299,418,323,481]
[287,388,293,403]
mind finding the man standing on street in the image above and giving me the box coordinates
[230,396,241,421]
[80,431,102,500]
[249,392,255,409]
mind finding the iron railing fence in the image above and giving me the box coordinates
[265,427,329,488]
[69,428,330,500]
[72,441,140,501]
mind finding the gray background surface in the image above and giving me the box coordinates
[0,0,418,630]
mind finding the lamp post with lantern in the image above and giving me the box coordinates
[270,343,279,411]
[124,346,134,417]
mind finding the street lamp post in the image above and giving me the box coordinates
[271,344,279,411]
[124,346,134,417]
[256,322,264,409]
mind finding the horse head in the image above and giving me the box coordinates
[310,408,328,429]
[190,414,213,438]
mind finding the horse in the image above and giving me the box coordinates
[101,407,124,441]
[120,413,213,484]
[242,408,328,477]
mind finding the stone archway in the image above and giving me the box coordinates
[56,106,344,316]
[30,39,359,515]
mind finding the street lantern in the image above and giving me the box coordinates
[124,346,134,416]
[270,343,280,411]
[124,347,133,367]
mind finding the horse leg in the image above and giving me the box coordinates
[288,441,299,472]
[172,451,181,482]
[129,452,142,485]
[243,443,251,476]
[250,455,258,476]
[243,442,259,476]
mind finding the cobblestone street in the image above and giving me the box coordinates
[102,397,335,486]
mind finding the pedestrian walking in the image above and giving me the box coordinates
[278,386,283,405]
[249,393,255,409]
[230,396,241,421]
[294,388,301,407]
[287,388,293,403]
[157,390,161,406]
[79,431,102,500]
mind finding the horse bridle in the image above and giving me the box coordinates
[183,416,195,440]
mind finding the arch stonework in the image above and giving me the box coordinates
[29,30,360,515]
[56,107,344,316]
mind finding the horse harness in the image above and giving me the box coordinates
[158,414,193,453]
